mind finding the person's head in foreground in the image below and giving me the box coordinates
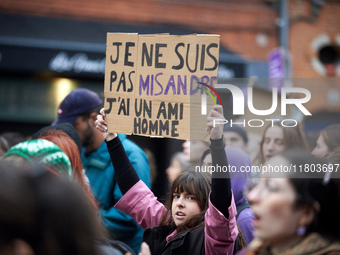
[311,124,340,159]
[0,132,26,159]
[1,139,72,179]
[246,149,340,254]
[37,129,99,213]
[0,162,104,255]
[258,122,308,164]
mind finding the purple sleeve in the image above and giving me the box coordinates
[205,193,238,255]
[237,208,255,244]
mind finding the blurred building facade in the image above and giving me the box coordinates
[1,0,340,76]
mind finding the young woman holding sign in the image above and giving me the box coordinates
[96,105,240,255]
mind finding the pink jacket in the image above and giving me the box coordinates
[115,180,238,255]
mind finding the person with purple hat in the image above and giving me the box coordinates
[53,88,151,254]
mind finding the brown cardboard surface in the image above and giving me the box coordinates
[104,33,220,140]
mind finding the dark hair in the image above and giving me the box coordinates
[328,147,340,164]
[320,124,340,153]
[33,123,82,154]
[0,162,104,255]
[0,132,26,158]
[159,170,211,235]
[39,129,99,215]
[280,149,340,241]
[223,124,248,144]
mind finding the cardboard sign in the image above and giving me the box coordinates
[104,33,220,140]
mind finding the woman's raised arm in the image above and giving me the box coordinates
[95,108,139,194]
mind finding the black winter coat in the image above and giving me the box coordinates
[143,225,242,255]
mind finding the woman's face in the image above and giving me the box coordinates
[171,191,201,227]
[247,156,305,246]
[262,126,285,163]
[311,134,330,158]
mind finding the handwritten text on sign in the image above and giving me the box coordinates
[104,33,220,140]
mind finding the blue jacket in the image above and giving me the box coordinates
[82,134,151,253]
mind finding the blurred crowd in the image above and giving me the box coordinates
[0,88,339,255]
